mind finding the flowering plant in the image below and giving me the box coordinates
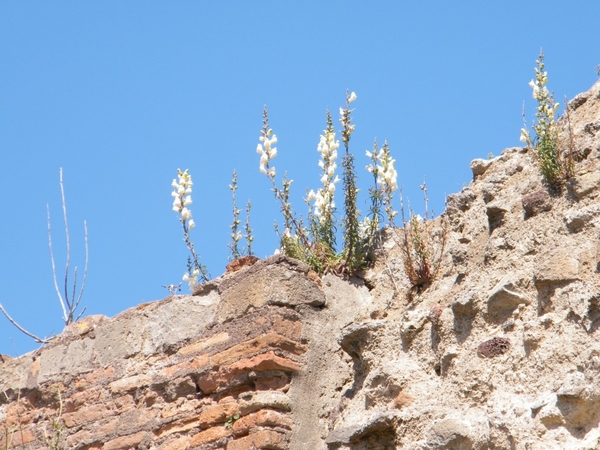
[307,111,340,252]
[172,168,209,291]
[228,169,253,261]
[520,51,573,185]
[258,91,406,276]
[366,139,398,225]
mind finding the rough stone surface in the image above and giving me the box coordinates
[2,79,600,449]
[569,171,600,199]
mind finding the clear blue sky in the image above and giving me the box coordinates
[1,2,598,355]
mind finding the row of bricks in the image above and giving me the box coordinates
[4,332,303,428]
[2,410,290,450]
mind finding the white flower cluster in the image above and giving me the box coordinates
[172,168,200,290]
[182,268,199,290]
[257,130,278,177]
[307,125,341,225]
[366,144,398,194]
[171,169,195,230]
[366,142,398,223]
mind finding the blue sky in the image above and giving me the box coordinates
[1,2,598,356]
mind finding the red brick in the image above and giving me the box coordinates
[178,332,230,356]
[161,435,192,450]
[226,429,288,450]
[114,394,135,412]
[0,428,36,447]
[227,351,301,373]
[198,352,301,394]
[153,417,200,439]
[115,408,159,435]
[210,333,306,366]
[86,366,116,385]
[67,386,107,410]
[160,354,209,378]
[226,255,260,273]
[190,426,232,446]
[6,401,31,427]
[231,410,293,436]
[63,403,113,428]
[198,402,240,428]
[103,430,147,450]
[91,418,119,439]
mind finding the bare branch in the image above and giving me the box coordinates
[48,204,68,323]
[59,168,72,314]
[0,303,49,344]
[71,220,89,322]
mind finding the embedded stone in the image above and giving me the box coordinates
[568,172,600,199]
[534,248,580,286]
[471,158,493,177]
[564,204,600,232]
[426,418,472,449]
[225,255,260,274]
[522,189,552,217]
[487,275,530,315]
[477,337,510,358]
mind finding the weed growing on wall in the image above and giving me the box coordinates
[228,170,243,261]
[520,51,574,185]
[171,169,210,290]
[227,170,254,262]
[43,389,66,450]
[399,183,448,291]
[244,199,254,257]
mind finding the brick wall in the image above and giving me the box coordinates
[0,256,328,450]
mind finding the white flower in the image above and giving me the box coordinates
[257,130,278,178]
[181,208,192,221]
[188,219,195,230]
[172,197,182,211]
[348,92,357,103]
[183,267,200,290]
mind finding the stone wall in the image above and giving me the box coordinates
[0,256,339,449]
